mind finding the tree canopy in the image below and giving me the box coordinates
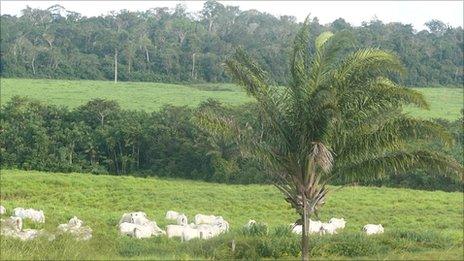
[1,1,462,86]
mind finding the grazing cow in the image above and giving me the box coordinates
[196,224,216,239]
[181,226,201,241]
[291,219,323,235]
[16,229,41,241]
[131,216,164,236]
[57,216,92,241]
[119,222,139,236]
[119,213,133,225]
[0,205,6,215]
[328,218,346,229]
[119,212,165,238]
[165,210,180,220]
[68,216,83,228]
[166,224,185,238]
[176,214,188,226]
[13,208,45,223]
[1,216,23,233]
[134,225,153,239]
[320,223,338,235]
[214,219,229,234]
[194,214,218,225]
[244,219,257,229]
[119,211,148,224]
[363,224,384,235]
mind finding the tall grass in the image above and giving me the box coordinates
[0,169,462,260]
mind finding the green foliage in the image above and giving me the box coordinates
[0,3,462,86]
[0,170,462,260]
[0,95,462,190]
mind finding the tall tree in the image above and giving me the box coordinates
[200,18,463,260]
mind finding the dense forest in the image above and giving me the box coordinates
[1,97,462,191]
[0,1,463,86]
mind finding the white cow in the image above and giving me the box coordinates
[13,208,45,223]
[181,226,201,241]
[214,219,229,234]
[196,224,217,239]
[0,205,6,215]
[16,229,41,241]
[328,218,346,229]
[131,216,165,236]
[320,223,338,235]
[363,224,384,235]
[291,219,323,235]
[165,210,180,220]
[166,224,185,238]
[58,216,92,241]
[194,214,218,225]
[244,219,257,229]
[134,225,154,239]
[119,211,148,224]
[1,216,23,233]
[119,213,133,225]
[118,212,165,238]
[119,222,139,236]
[176,214,188,226]
[68,216,83,228]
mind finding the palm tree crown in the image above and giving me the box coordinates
[199,17,462,260]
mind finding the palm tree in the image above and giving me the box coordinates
[198,18,463,261]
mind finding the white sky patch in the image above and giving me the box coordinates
[1,1,462,31]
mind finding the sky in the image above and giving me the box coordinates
[1,1,462,31]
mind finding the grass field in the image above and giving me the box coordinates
[0,169,462,260]
[1,78,462,120]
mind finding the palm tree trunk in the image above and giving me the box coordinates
[302,192,310,260]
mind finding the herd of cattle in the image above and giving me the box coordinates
[0,205,385,242]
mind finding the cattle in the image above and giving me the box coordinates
[0,205,6,215]
[328,218,346,229]
[16,229,41,241]
[57,216,92,241]
[165,210,180,220]
[13,208,45,223]
[244,219,257,229]
[1,216,23,234]
[291,219,323,235]
[119,222,138,236]
[118,213,133,225]
[166,224,185,238]
[134,225,153,239]
[176,214,188,226]
[320,223,338,235]
[214,219,229,234]
[196,224,218,239]
[194,214,219,225]
[119,212,165,238]
[363,224,384,235]
[181,226,201,241]
[68,216,83,228]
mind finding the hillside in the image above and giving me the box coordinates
[0,169,462,260]
[1,78,462,120]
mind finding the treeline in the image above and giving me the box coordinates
[0,1,462,86]
[1,97,462,191]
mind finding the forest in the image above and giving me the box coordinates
[1,96,462,191]
[0,1,463,86]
